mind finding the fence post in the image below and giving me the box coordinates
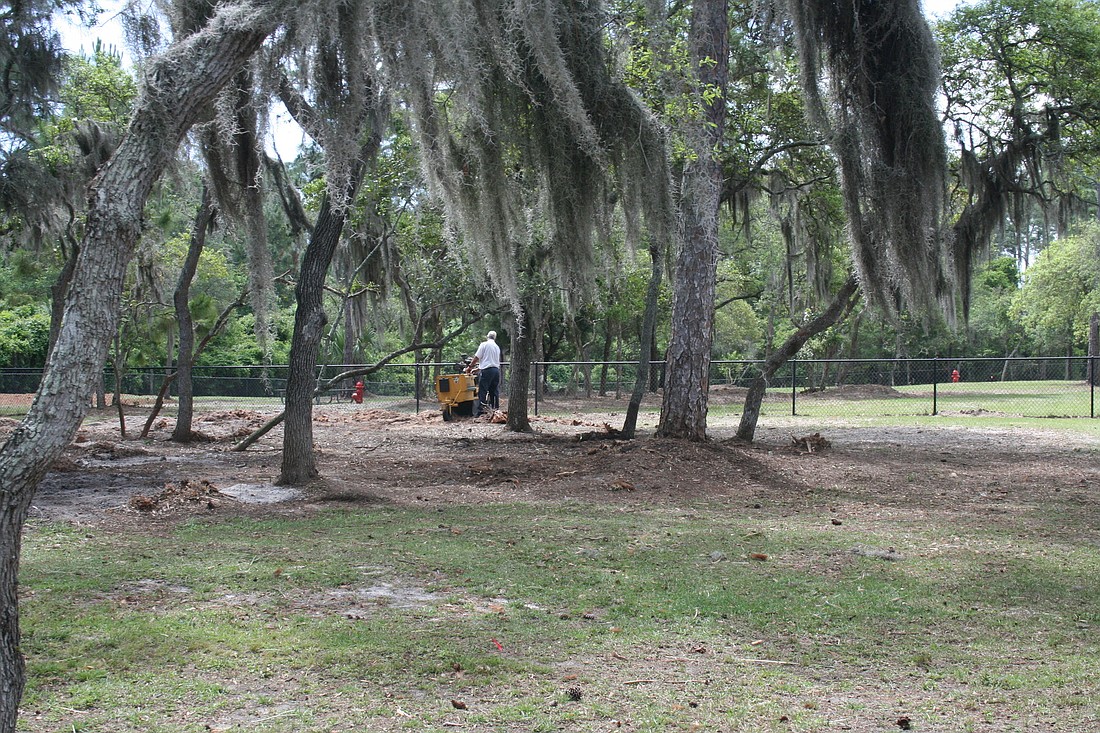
[415,363,421,414]
[791,360,797,416]
[1091,356,1095,419]
[933,358,938,416]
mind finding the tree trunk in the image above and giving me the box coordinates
[649,333,661,393]
[506,308,534,432]
[615,333,625,399]
[172,183,215,441]
[111,336,126,437]
[737,275,860,442]
[533,310,546,399]
[47,241,78,361]
[0,9,277,729]
[657,0,728,441]
[343,299,357,367]
[279,191,355,485]
[622,241,664,438]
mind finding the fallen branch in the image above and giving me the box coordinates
[231,314,484,451]
[231,411,286,451]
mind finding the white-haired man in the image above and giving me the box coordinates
[468,330,502,415]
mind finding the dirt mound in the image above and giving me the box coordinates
[802,384,904,399]
[196,410,268,423]
[190,410,271,440]
[344,409,424,424]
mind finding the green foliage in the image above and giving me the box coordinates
[714,258,764,359]
[59,45,137,127]
[0,304,50,367]
[31,45,136,173]
[0,248,59,306]
[1011,225,1100,354]
[154,231,238,306]
[938,0,1100,259]
[968,257,1026,356]
[196,310,293,367]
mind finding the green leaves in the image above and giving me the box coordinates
[1011,224,1100,352]
[0,304,50,368]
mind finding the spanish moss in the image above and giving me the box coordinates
[786,0,954,318]
[368,0,674,313]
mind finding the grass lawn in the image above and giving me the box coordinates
[706,380,1099,419]
[20,497,1100,731]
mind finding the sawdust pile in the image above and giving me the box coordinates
[128,479,231,514]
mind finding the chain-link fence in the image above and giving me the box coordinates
[0,364,432,417]
[1,356,1097,419]
[533,356,1099,419]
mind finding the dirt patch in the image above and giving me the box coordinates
[19,405,1097,535]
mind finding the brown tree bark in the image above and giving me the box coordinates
[0,7,279,729]
[622,240,664,439]
[657,0,729,441]
[275,63,386,484]
[506,307,535,433]
[279,186,359,485]
[736,275,860,442]
[172,183,216,441]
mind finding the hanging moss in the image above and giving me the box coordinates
[144,0,673,327]
[785,0,956,318]
[368,0,675,313]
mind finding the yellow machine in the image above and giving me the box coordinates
[435,372,479,421]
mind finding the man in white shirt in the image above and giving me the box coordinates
[468,330,502,415]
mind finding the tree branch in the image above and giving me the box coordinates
[715,288,764,312]
[230,311,489,452]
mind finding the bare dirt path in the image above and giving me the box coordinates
[5,407,1095,545]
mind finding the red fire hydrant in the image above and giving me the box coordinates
[951,369,960,383]
[352,380,365,404]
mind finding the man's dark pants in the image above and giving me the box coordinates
[477,366,500,414]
